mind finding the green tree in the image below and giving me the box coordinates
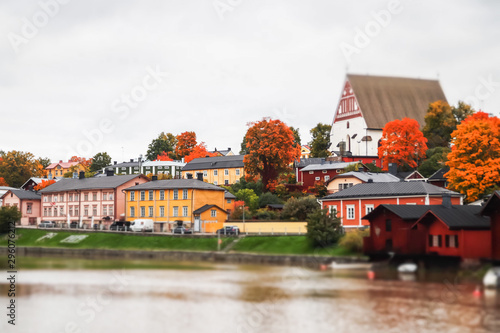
[37,157,51,169]
[146,132,177,161]
[235,189,259,211]
[258,192,282,208]
[289,126,301,148]
[90,152,112,172]
[239,136,249,155]
[0,206,22,234]
[423,101,456,148]
[0,150,44,188]
[230,178,264,196]
[306,208,343,248]
[452,101,475,123]
[309,123,332,158]
[282,196,320,221]
[418,147,451,177]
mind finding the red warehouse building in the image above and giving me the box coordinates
[297,161,366,188]
[412,205,491,260]
[319,182,462,228]
[481,191,500,261]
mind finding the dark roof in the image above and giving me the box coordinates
[1,189,41,200]
[481,191,500,216]
[415,205,490,230]
[363,204,434,220]
[192,204,227,215]
[428,167,450,181]
[321,182,461,200]
[39,174,146,193]
[182,155,244,171]
[124,179,224,191]
[332,171,400,183]
[395,170,425,180]
[225,191,236,199]
[109,161,140,168]
[347,74,447,128]
[295,158,327,168]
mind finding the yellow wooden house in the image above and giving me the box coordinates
[181,155,245,186]
[124,179,228,232]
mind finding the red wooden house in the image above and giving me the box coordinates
[412,205,491,260]
[320,182,462,228]
[481,191,500,261]
[297,161,366,188]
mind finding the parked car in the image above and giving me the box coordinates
[130,219,154,232]
[39,221,56,228]
[216,226,239,235]
[172,226,192,234]
[70,221,78,228]
[110,222,130,231]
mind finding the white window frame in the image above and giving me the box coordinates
[346,205,355,220]
[159,190,165,200]
[211,209,217,217]
[309,171,314,174]
[140,191,145,201]
[130,191,135,201]
[140,206,145,217]
[149,206,154,217]
[365,204,374,215]
[182,206,188,217]
[214,170,218,176]
[173,190,178,200]
[173,206,179,217]
[183,189,188,200]
[235,169,240,176]
[224,169,229,176]
[159,206,164,217]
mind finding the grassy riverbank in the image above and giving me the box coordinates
[1,229,361,257]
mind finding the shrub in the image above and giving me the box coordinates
[282,196,319,221]
[306,208,343,248]
[255,208,279,220]
[0,206,21,234]
[258,192,282,208]
[338,229,370,253]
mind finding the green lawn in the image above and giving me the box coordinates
[1,229,233,252]
[232,236,359,256]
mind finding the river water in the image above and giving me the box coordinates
[1,258,500,333]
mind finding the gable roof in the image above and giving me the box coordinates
[481,191,500,216]
[39,174,147,193]
[225,191,236,199]
[46,161,80,170]
[301,161,361,172]
[182,155,244,171]
[332,171,400,183]
[1,189,41,201]
[193,204,227,215]
[428,167,450,181]
[347,74,447,129]
[321,182,461,200]
[124,179,224,191]
[363,204,437,221]
[414,205,490,230]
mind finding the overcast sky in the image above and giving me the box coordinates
[1,0,499,163]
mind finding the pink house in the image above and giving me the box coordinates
[1,189,42,226]
[39,172,149,227]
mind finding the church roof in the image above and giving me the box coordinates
[347,74,447,128]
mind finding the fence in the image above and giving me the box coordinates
[223,221,307,235]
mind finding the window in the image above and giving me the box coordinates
[224,169,229,176]
[224,180,229,185]
[93,192,97,201]
[183,189,188,200]
[103,193,107,200]
[329,205,337,216]
[203,170,207,177]
[103,205,107,216]
[315,177,320,181]
[26,203,32,214]
[339,183,353,191]
[92,205,97,216]
[140,191,145,201]
[214,170,218,176]
[74,194,79,201]
[108,205,113,215]
[336,169,342,173]
[69,194,73,202]
[60,206,64,216]
[214,181,218,185]
[148,190,154,200]
[309,171,314,174]
[346,205,355,220]
[211,209,217,217]
[160,190,165,200]
[74,206,79,216]
[324,175,330,181]
[84,194,88,201]
[322,170,327,174]
[84,206,89,216]
[44,196,48,202]
[429,235,442,247]
[44,207,48,216]
[159,206,165,217]
[183,206,188,217]
[130,191,135,201]
[140,206,145,217]
[149,206,154,217]
[54,196,58,202]
[109,193,114,200]
[60,194,64,202]
[445,235,459,248]
[173,190,178,200]
[235,169,240,176]
[173,206,179,217]
[365,205,374,215]
[385,219,391,232]
[69,206,73,217]
[130,206,135,217]
[227,199,232,203]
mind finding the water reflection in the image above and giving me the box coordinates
[0,258,499,333]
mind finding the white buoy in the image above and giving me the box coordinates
[483,267,500,289]
[397,263,418,273]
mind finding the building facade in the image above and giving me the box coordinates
[45,160,85,178]
[1,189,41,226]
[181,155,245,186]
[298,161,366,187]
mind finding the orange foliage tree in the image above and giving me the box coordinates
[184,142,217,163]
[0,177,8,186]
[445,112,500,202]
[175,131,197,158]
[69,156,92,171]
[155,151,173,161]
[0,150,45,187]
[34,179,56,191]
[243,118,301,191]
[378,117,428,171]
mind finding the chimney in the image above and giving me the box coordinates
[59,160,63,163]
[79,171,85,179]
[114,161,117,165]
[228,147,231,151]
[187,173,193,179]
[388,163,397,176]
[152,175,158,181]
[196,173,203,181]
[130,159,134,162]
[442,192,452,208]
[214,147,217,152]
[367,178,373,183]
[106,168,114,177]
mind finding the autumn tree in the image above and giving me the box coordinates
[289,126,301,148]
[445,112,500,202]
[37,157,51,169]
[0,150,45,188]
[90,152,112,172]
[146,132,177,161]
[378,118,428,171]
[34,179,56,191]
[69,156,92,171]
[452,101,475,123]
[155,152,173,161]
[175,131,197,158]
[244,118,301,191]
[184,142,217,163]
[308,123,332,158]
[418,147,451,177]
[423,101,456,148]
[0,177,8,186]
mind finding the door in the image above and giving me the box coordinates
[194,216,201,232]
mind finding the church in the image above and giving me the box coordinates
[329,74,447,167]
